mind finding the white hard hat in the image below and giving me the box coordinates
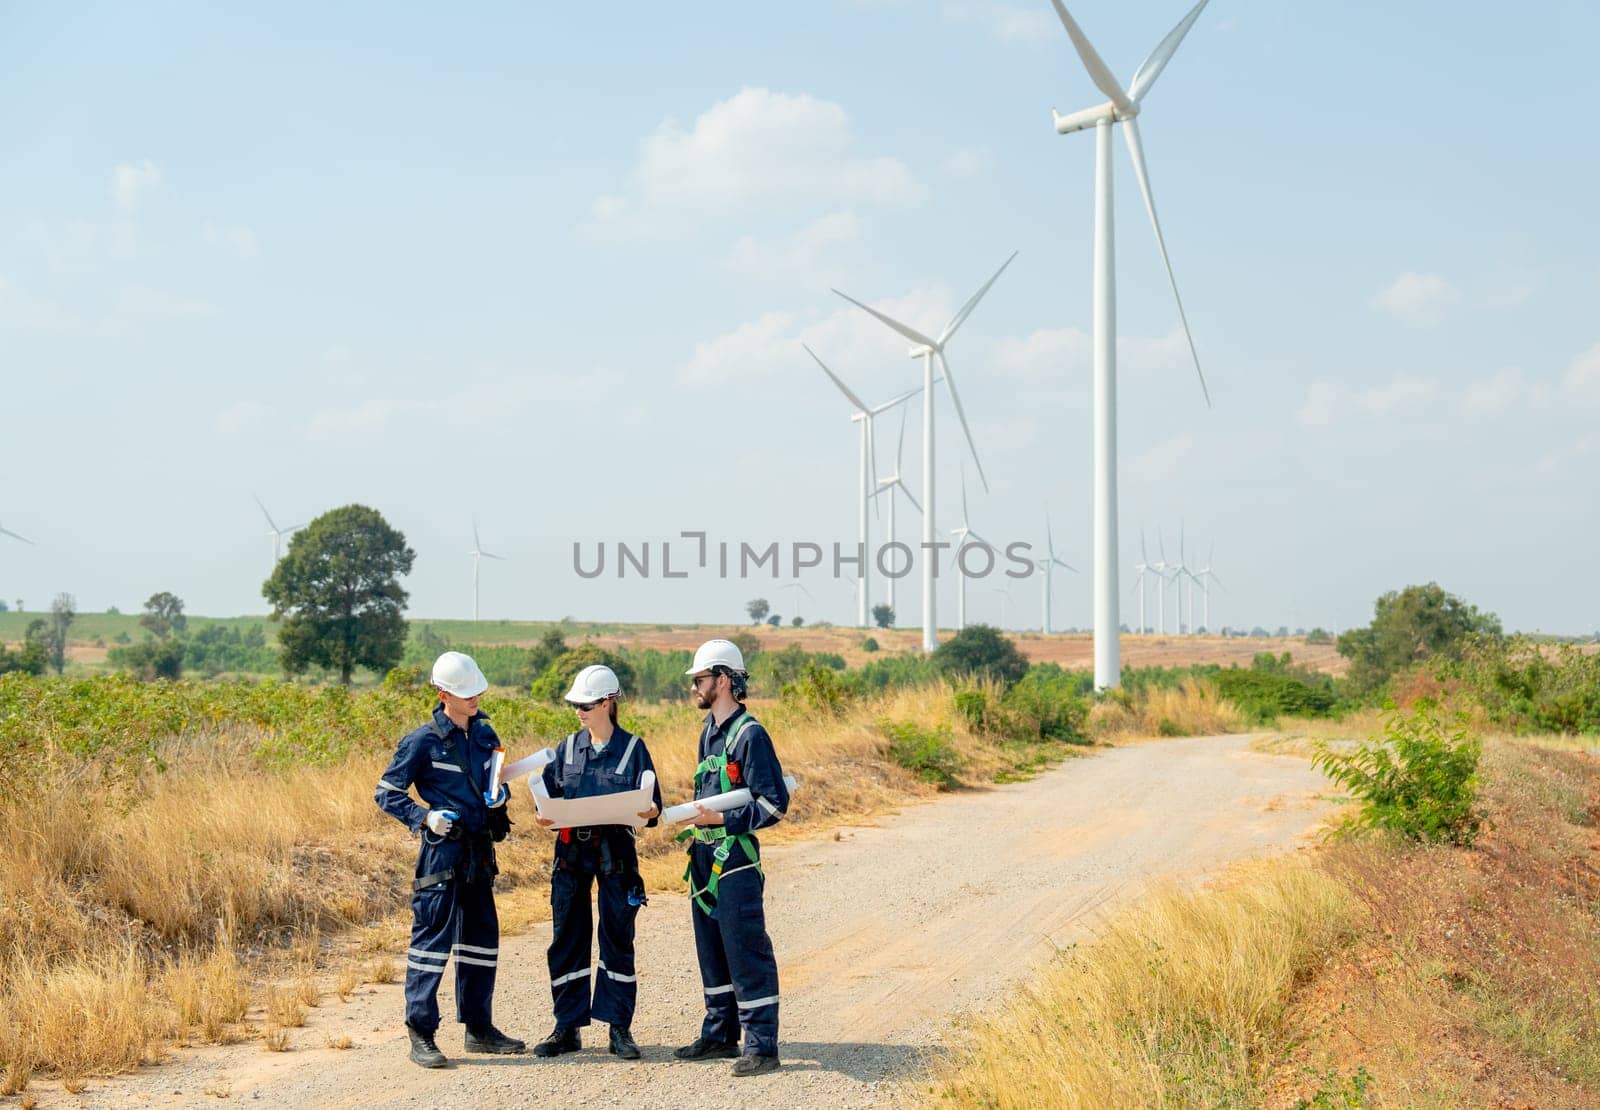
[432,651,489,698]
[686,638,746,676]
[564,664,621,704]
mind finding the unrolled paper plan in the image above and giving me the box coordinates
[529,769,658,830]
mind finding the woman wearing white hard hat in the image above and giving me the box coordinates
[375,651,525,1068]
[531,663,663,1061]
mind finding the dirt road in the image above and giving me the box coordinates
[83,735,1333,1108]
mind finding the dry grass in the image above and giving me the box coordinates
[1250,707,1389,759]
[265,986,307,1029]
[325,1034,353,1050]
[261,1027,290,1053]
[930,859,1356,1108]
[1090,677,1247,741]
[334,965,359,1002]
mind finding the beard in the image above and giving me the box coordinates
[691,688,713,711]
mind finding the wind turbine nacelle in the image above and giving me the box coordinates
[906,345,933,359]
[1052,101,1125,135]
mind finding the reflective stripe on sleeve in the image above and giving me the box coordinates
[756,796,779,817]
[377,780,406,793]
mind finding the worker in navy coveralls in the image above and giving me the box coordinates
[531,664,664,1061]
[374,651,526,1068]
[673,639,789,1077]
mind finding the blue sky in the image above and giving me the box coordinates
[2,1,1596,635]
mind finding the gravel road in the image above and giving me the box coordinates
[75,733,1332,1108]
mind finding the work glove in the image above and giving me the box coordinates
[484,783,509,808]
[424,808,457,837]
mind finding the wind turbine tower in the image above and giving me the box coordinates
[1047,0,1214,685]
[870,408,923,624]
[469,522,505,623]
[835,252,1016,653]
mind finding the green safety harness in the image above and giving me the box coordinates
[677,711,762,914]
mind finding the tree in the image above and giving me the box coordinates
[140,591,188,639]
[932,624,1030,690]
[0,626,46,675]
[766,614,782,627]
[746,598,770,625]
[0,599,7,613]
[529,642,637,703]
[1337,583,1502,697]
[45,593,75,675]
[872,604,895,629]
[262,504,415,684]
[791,616,804,628]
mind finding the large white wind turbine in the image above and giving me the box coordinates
[869,408,923,625]
[469,522,505,623]
[1048,0,1214,686]
[834,251,1017,652]
[1130,529,1151,634]
[254,496,305,564]
[803,345,921,629]
[1034,508,1078,634]
[949,466,992,633]
[0,521,34,547]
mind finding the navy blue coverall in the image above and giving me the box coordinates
[375,705,511,1036]
[687,707,789,1057]
[540,726,664,1030]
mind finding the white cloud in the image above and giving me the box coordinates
[584,88,922,239]
[111,160,161,213]
[679,311,799,386]
[204,219,259,260]
[307,397,427,441]
[1373,271,1458,324]
[942,2,1054,43]
[1461,367,1525,416]
[0,275,81,332]
[110,284,214,322]
[942,147,992,179]
[726,210,861,282]
[1130,432,1195,484]
[992,326,1089,379]
[1562,340,1600,399]
[1296,375,1439,425]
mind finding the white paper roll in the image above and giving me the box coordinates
[501,747,557,782]
[663,774,798,824]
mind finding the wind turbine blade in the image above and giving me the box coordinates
[1140,527,1149,563]
[0,525,33,545]
[474,522,483,552]
[1128,0,1210,104]
[284,522,306,534]
[484,551,506,561]
[253,494,279,533]
[1046,506,1057,559]
[1207,539,1215,565]
[868,386,922,416]
[1207,572,1225,590]
[936,351,989,493]
[1054,557,1078,573]
[831,289,939,352]
[802,344,871,414]
[895,406,908,474]
[938,250,1018,346]
[867,417,882,520]
[1047,1,1133,112]
[1122,118,1212,407]
[960,464,971,528]
[898,483,924,515]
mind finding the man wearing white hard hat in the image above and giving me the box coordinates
[674,639,790,1077]
[375,651,526,1068]
[531,663,664,1061]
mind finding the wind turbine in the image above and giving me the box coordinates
[778,580,816,625]
[1129,529,1151,634]
[1034,507,1078,634]
[0,521,34,547]
[1048,0,1214,686]
[469,522,505,623]
[1193,541,1223,632]
[949,465,993,633]
[253,496,305,564]
[803,344,921,628]
[992,582,1014,632]
[834,251,1017,653]
[869,407,923,625]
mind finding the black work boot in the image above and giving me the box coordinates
[532,1025,582,1057]
[465,1024,526,1054]
[673,1035,740,1060]
[609,1025,641,1060]
[406,1024,448,1069]
[732,1052,780,1077]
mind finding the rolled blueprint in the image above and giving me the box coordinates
[663,774,799,825]
[500,746,557,783]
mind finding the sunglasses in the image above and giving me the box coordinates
[690,673,719,689]
[570,697,608,712]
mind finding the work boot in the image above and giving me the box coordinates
[673,1035,740,1060]
[406,1024,448,1069]
[732,1052,780,1077]
[609,1025,641,1060]
[465,1024,526,1054]
[532,1025,582,1057]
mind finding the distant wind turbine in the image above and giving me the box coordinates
[778,580,816,625]
[803,344,921,628]
[1034,508,1078,634]
[253,496,305,564]
[949,465,992,633]
[834,251,1017,652]
[869,407,923,625]
[1194,541,1223,632]
[469,522,506,623]
[1048,0,1215,685]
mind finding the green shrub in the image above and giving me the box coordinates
[861,636,879,653]
[932,624,1029,690]
[952,688,990,732]
[529,644,637,703]
[780,663,853,719]
[1003,664,1091,743]
[1156,718,1188,737]
[879,719,962,788]
[1212,657,1336,724]
[1313,700,1481,845]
